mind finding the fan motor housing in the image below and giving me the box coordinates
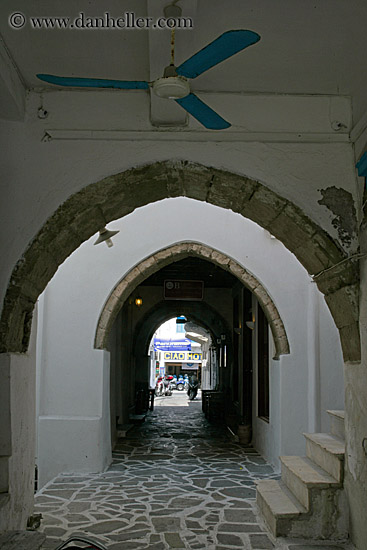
[152,76,190,100]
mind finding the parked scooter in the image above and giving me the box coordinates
[163,375,173,396]
[176,376,186,391]
[170,375,177,390]
[187,375,199,400]
[155,376,164,396]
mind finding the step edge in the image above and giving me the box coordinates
[327,409,345,419]
[303,433,345,457]
[280,456,341,487]
[256,479,306,518]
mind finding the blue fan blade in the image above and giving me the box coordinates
[175,93,230,130]
[37,74,149,90]
[176,30,260,79]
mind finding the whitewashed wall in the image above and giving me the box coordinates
[35,198,344,484]
[0,90,360,317]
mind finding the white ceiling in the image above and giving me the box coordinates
[0,0,366,125]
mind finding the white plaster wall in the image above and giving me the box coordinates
[36,198,344,482]
[0,312,37,530]
[0,91,360,314]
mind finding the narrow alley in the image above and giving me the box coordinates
[33,393,353,550]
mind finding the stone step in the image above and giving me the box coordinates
[327,409,345,440]
[256,479,306,537]
[304,432,344,482]
[280,455,340,510]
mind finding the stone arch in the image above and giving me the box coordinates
[95,242,290,360]
[0,160,359,361]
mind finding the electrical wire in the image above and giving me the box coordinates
[312,252,367,280]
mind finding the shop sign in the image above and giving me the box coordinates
[154,338,191,351]
[182,363,198,370]
[163,351,202,362]
[164,280,204,301]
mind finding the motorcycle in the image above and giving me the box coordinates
[163,375,173,396]
[155,376,164,396]
[187,376,199,400]
[176,377,185,391]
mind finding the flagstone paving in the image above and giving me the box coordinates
[34,393,355,550]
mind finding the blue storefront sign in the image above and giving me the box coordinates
[154,338,192,351]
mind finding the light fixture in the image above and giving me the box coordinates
[94,227,119,248]
[135,297,143,308]
[246,321,255,330]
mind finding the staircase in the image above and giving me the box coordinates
[256,410,349,540]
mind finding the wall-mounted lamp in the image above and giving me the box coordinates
[246,321,255,330]
[94,227,119,248]
[135,297,143,308]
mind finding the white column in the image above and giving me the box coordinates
[307,281,321,433]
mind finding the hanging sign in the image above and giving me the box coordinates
[164,280,204,301]
[154,338,192,351]
[182,363,199,370]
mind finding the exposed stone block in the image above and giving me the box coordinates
[194,245,212,259]
[269,212,315,252]
[243,185,287,227]
[0,295,34,353]
[253,285,273,308]
[226,260,245,279]
[324,284,359,328]
[153,248,174,263]
[181,163,212,201]
[339,323,361,362]
[292,244,327,275]
[314,261,359,295]
[312,231,346,266]
[137,256,158,278]
[69,206,107,244]
[32,219,83,266]
[102,203,134,224]
[207,173,257,212]
[113,280,130,300]
[212,251,231,268]
[98,308,112,331]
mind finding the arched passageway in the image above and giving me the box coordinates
[96,242,290,360]
[0,161,359,362]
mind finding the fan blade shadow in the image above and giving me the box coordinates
[176,30,260,79]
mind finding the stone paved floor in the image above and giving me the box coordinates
[34,392,355,550]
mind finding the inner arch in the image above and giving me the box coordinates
[95,242,290,360]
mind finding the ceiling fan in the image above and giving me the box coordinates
[37,28,260,130]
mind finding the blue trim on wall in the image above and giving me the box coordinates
[356,152,367,177]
